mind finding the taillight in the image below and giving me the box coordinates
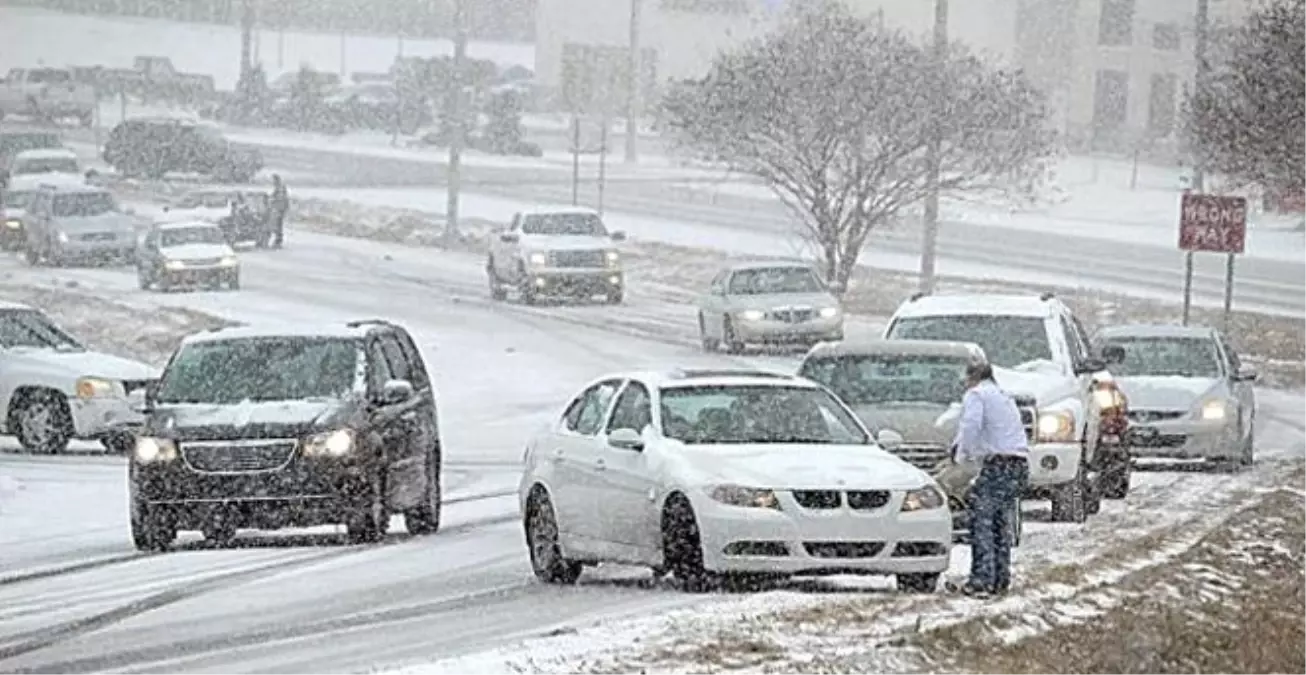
[1093,382,1130,436]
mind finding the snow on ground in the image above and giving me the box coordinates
[0,6,532,90]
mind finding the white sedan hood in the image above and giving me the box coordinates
[1115,376,1223,411]
[682,443,932,491]
[161,242,234,260]
[9,348,159,381]
[520,234,613,251]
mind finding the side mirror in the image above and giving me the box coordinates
[499,231,519,244]
[876,428,904,451]
[1100,344,1126,365]
[1235,365,1258,382]
[380,379,415,405]
[608,427,644,451]
[1074,357,1107,375]
[610,230,627,242]
[141,381,158,411]
[84,169,99,181]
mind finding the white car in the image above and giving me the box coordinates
[8,148,80,177]
[486,207,627,305]
[0,301,158,453]
[1094,324,1257,466]
[695,261,845,353]
[519,369,952,592]
[136,220,240,291]
[883,293,1128,523]
[1,171,87,251]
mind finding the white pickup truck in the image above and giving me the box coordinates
[0,67,96,127]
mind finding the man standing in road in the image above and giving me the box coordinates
[269,174,289,249]
[952,359,1029,597]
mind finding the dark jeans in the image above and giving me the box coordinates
[269,208,286,246]
[969,455,1029,592]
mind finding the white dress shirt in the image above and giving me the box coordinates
[953,380,1030,462]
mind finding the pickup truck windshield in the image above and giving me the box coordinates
[0,309,84,350]
[888,315,1052,369]
[52,192,116,217]
[801,354,968,405]
[156,337,361,404]
[521,212,607,236]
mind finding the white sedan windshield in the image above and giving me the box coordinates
[659,385,869,445]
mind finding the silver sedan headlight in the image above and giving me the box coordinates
[1198,398,1230,421]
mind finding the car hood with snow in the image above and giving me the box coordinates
[147,398,358,441]
[1112,375,1224,411]
[8,347,158,383]
[724,291,840,312]
[160,242,235,261]
[850,401,956,447]
[677,442,934,491]
[520,234,615,253]
[54,212,137,234]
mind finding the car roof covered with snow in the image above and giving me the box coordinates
[7,172,86,191]
[891,293,1062,320]
[1094,323,1217,340]
[36,181,107,196]
[13,148,77,160]
[805,339,986,362]
[722,259,818,273]
[181,322,382,347]
[154,219,222,231]
[517,206,600,217]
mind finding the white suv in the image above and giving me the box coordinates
[486,207,626,305]
[882,293,1128,523]
[0,301,158,453]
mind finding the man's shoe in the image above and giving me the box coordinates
[961,585,994,599]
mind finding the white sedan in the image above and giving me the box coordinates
[519,369,952,592]
[1094,324,1257,466]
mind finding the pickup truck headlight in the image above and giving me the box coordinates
[818,306,841,318]
[738,309,765,321]
[301,429,356,457]
[527,252,547,266]
[134,436,178,464]
[75,376,117,399]
[5,219,20,230]
[219,255,238,267]
[1036,410,1076,442]
[709,485,781,510]
[900,486,945,512]
[605,250,620,268]
[1199,399,1228,421]
[56,231,69,243]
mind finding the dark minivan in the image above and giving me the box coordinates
[129,319,442,550]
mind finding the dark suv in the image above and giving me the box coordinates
[103,117,262,183]
[129,319,442,550]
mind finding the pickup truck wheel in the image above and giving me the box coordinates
[1100,451,1132,500]
[698,313,717,352]
[1239,420,1255,466]
[1049,459,1088,523]
[721,317,745,354]
[404,445,442,535]
[24,246,40,266]
[12,391,74,455]
[486,260,507,301]
[518,264,539,305]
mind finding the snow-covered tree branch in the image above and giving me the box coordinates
[660,3,1055,290]
[1186,0,1304,195]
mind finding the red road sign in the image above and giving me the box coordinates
[1179,194,1247,254]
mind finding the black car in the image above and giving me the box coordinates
[103,117,262,183]
[129,319,443,550]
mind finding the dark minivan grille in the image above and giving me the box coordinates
[183,441,296,473]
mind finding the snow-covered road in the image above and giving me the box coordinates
[0,226,1300,673]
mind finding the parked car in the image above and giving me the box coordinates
[129,319,442,550]
[1094,324,1256,467]
[22,183,138,265]
[0,300,157,453]
[882,293,1132,522]
[696,261,844,353]
[0,172,87,251]
[486,207,626,305]
[136,220,240,291]
[519,368,952,592]
[0,129,63,183]
[103,117,262,182]
[797,339,1023,545]
[0,67,96,126]
[7,147,79,177]
[323,82,430,134]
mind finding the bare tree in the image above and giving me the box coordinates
[660,3,1055,290]
[1186,0,1305,197]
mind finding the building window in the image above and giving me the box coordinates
[1152,23,1181,50]
[1147,73,1177,136]
[1098,0,1135,46]
[1093,69,1129,129]
[661,0,749,13]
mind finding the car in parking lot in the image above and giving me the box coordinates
[695,261,844,353]
[1,171,87,251]
[136,220,240,291]
[7,147,80,177]
[519,368,951,592]
[487,207,626,305]
[22,183,139,265]
[129,319,443,550]
[1094,324,1256,467]
[103,117,262,182]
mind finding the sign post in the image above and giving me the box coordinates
[1178,193,1247,327]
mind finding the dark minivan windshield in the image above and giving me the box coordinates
[156,337,361,404]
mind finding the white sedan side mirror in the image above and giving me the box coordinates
[608,428,644,451]
[876,429,904,451]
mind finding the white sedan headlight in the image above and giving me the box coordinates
[900,486,945,512]
[1036,410,1076,443]
[134,436,178,464]
[738,309,765,321]
[301,429,356,457]
[75,376,118,399]
[818,306,841,318]
[1199,399,1228,421]
[527,252,548,266]
[709,485,781,510]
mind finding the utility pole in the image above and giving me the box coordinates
[1183,0,1210,326]
[445,0,468,245]
[624,0,642,164]
[917,0,948,294]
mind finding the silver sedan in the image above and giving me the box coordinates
[696,261,844,353]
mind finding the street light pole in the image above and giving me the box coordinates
[446,0,468,245]
[1183,0,1210,326]
[624,0,642,164]
[918,0,948,294]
